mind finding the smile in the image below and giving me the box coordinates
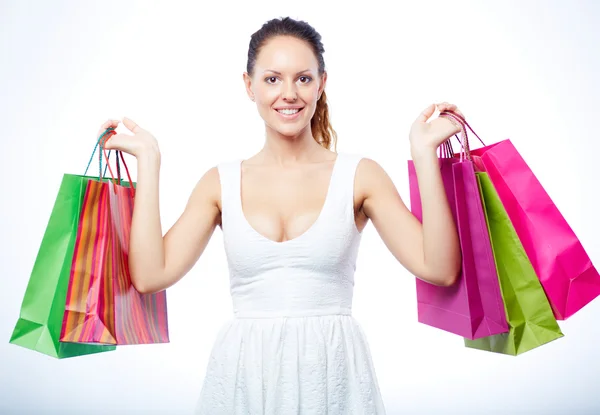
[275,107,304,119]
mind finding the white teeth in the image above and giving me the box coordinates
[277,108,300,115]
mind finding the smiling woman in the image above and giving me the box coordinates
[100,16,463,415]
[243,20,336,150]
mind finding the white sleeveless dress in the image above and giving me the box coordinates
[195,153,386,414]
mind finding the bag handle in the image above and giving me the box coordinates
[84,127,136,198]
[436,111,471,161]
[438,140,454,159]
[84,128,116,178]
[439,110,486,152]
[102,142,135,199]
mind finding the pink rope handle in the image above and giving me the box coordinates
[438,141,454,159]
[440,110,486,147]
[439,111,470,161]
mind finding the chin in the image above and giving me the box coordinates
[273,124,309,139]
[265,118,307,137]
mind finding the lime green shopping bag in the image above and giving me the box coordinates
[464,172,564,355]
[10,129,118,358]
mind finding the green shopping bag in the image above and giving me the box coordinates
[464,172,564,355]
[9,129,118,358]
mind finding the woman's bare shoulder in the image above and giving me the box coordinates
[188,164,222,211]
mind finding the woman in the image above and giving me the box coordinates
[101,16,461,415]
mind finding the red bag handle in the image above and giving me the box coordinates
[99,130,136,199]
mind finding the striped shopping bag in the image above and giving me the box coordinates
[60,138,169,345]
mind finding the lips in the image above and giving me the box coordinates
[274,107,304,120]
[275,107,303,114]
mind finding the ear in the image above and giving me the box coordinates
[318,71,327,100]
[243,72,255,101]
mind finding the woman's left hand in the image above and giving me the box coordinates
[409,102,464,156]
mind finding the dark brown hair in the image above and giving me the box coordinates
[246,17,337,150]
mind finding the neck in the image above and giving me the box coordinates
[259,125,324,166]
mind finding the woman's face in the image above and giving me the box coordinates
[244,36,325,139]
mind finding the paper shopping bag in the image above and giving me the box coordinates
[60,151,169,345]
[440,111,600,320]
[472,140,600,320]
[408,147,508,339]
[464,173,563,355]
[9,173,117,358]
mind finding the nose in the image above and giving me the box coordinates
[282,81,297,101]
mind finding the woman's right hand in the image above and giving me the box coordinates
[97,117,160,159]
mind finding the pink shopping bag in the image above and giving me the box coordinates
[440,111,600,320]
[408,140,508,339]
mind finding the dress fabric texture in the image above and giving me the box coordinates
[195,153,386,414]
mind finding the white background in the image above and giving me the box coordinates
[2,0,600,413]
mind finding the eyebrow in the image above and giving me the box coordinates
[262,69,313,75]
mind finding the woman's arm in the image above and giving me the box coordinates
[130,159,221,294]
[358,103,462,286]
[102,118,221,294]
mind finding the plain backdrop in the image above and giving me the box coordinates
[2,0,600,414]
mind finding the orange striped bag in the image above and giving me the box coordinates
[60,143,169,345]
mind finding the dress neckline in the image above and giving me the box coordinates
[237,153,341,246]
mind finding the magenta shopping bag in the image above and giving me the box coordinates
[441,111,600,320]
[408,142,508,339]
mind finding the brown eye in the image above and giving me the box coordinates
[265,77,278,84]
[298,76,312,84]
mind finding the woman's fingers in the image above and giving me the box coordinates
[97,119,120,141]
[100,119,120,131]
[122,117,141,134]
[436,102,465,120]
[415,103,437,124]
